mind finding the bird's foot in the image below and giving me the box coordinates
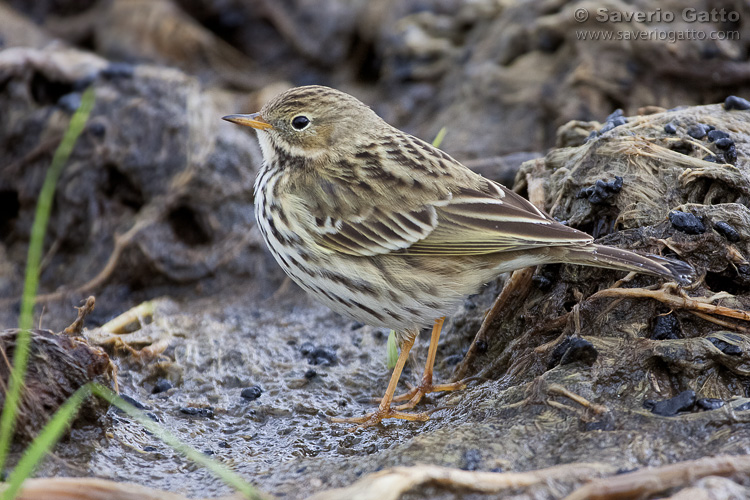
[330,406,429,431]
[391,378,468,410]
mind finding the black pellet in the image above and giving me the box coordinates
[644,390,696,416]
[687,124,709,139]
[240,385,263,400]
[651,313,681,340]
[713,221,740,242]
[548,337,598,369]
[696,398,725,411]
[707,129,730,142]
[669,211,705,234]
[724,96,750,110]
[714,137,734,150]
[577,176,623,205]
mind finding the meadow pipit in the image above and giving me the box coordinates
[223,86,694,429]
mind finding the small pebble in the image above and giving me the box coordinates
[663,122,677,134]
[736,401,750,411]
[143,446,158,452]
[707,129,730,142]
[702,155,718,163]
[724,95,750,111]
[179,407,214,418]
[669,211,706,235]
[240,385,263,400]
[308,346,338,366]
[713,221,740,242]
[152,379,173,394]
[644,390,695,416]
[304,369,317,380]
[708,337,743,356]
[119,394,148,410]
[687,124,709,139]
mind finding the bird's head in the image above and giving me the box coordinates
[223,85,381,163]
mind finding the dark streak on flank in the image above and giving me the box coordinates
[351,300,385,322]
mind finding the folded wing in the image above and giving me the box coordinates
[314,179,592,257]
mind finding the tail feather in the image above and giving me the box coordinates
[559,244,695,285]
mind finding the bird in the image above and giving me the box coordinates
[223,85,694,429]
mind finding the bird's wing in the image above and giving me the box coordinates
[312,177,592,257]
[312,204,440,256]
[407,182,592,255]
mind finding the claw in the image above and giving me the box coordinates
[331,407,430,431]
[392,379,468,410]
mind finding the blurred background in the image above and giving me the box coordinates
[1,0,748,328]
[0,1,749,498]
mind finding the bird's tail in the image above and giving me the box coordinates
[553,244,695,285]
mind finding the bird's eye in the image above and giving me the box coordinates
[291,115,310,130]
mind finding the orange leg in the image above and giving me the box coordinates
[331,331,429,429]
[392,317,467,410]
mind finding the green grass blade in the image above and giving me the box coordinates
[431,127,447,148]
[0,87,96,473]
[91,385,261,499]
[1,385,92,500]
[3,383,261,499]
[387,330,398,369]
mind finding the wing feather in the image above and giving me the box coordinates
[313,181,591,257]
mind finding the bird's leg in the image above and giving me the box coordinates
[331,331,429,429]
[392,317,467,410]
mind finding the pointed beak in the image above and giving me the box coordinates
[222,112,273,130]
